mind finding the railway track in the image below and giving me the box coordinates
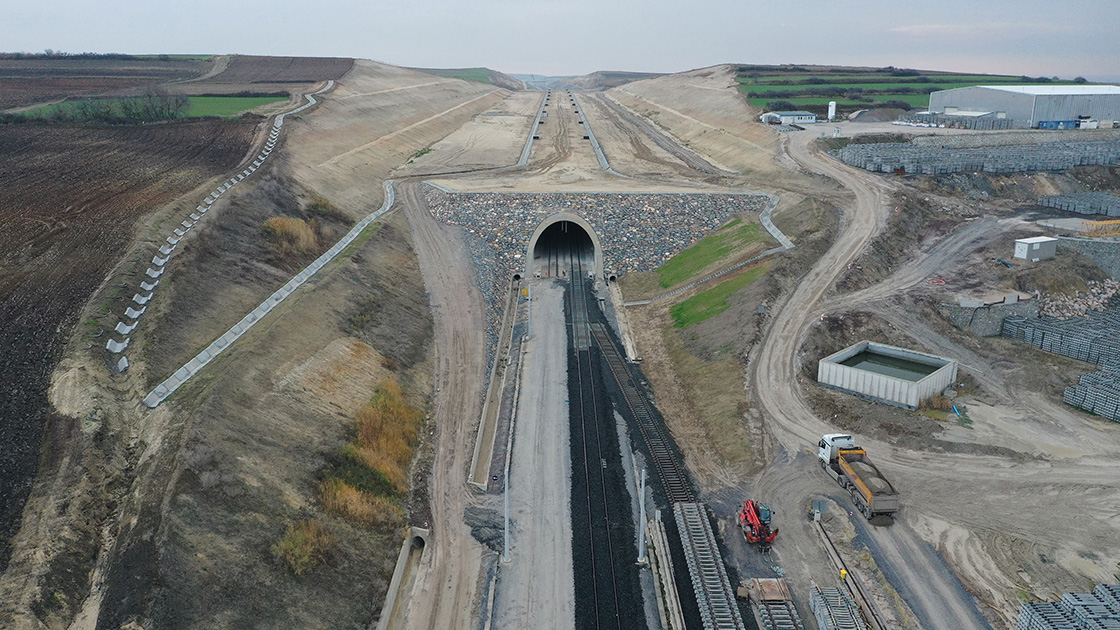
[589,322,746,630]
[674,502,746,630]
[589,322,694,503]
[567,246,625,628]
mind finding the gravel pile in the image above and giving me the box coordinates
[1040,280,1120,319]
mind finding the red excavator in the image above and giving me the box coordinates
[738,500,778,551]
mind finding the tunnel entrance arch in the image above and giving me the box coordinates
[526,212,604,280]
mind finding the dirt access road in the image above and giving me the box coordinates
[749,131,993,630]
[398,181,488,630]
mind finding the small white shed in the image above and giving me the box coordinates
[1013,236,1058,262]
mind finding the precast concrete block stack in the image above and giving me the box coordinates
[809,587,868,630]
[1001,306,1120,421]
[898,113,1015,130]
[835,140,1120,175]
[1039,192,1120,217]
[1017,585,1120,630]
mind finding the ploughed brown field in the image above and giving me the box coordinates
[0,119,256,568]
[0,58,208,109]
[200,55,354,84]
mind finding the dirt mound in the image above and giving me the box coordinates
[850,108,906,123]
[285,59,504,216]
[606,64,784,183]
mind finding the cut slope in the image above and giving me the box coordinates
[409,67,524,90]
[569,70,663,90]
[607,64,782,182]
[284,59,506,215]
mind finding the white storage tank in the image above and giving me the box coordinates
[817,341,958,410]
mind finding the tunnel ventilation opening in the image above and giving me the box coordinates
[532,220,595,279]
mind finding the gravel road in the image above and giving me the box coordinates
[492,281,575,629]
[749,131,992,630]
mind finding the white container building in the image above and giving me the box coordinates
[1013,236,1058,261]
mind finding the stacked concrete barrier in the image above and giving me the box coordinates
[102,81,335,375]
[1039,192,1120,217]
[1002,306,1120,421]
[836,140,1120,174]
[898,113,1015,130]
[1017,585,1120,630]
[142,179,394,408]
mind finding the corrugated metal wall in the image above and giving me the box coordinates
[929,87,1120,129]
[817,355,956,410]
[929,87,1035,128]
[1033,93,1120,126]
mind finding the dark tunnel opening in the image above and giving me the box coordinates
[532,220,595,278]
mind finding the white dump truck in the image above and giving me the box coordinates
[817,434,900,520]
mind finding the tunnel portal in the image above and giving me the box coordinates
[527,214,602,280]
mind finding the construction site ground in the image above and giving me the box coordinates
[3,55,1120,630]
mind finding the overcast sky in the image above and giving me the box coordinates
[4,0,1118,80]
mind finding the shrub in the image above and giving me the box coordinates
[765,100,798,112]
[307,195,348,221]
[320,479,403,525]
[262,216,318,254]
[273,520,332,575]
[925,395,953,411]
[338,442,406,495]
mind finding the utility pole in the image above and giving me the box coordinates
[638,468,648,563]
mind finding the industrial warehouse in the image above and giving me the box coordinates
[925,84,1120,129]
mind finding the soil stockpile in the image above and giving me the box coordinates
[849,461,892,494]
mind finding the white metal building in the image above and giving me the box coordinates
[760,110,818,125]
[1014,236,1058,261]
[928,85,1120,129]
[817,341,958,410]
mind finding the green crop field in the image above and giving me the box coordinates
[670,263,770,328]
[735,67,1090,113]
[656,219,771,288]
[185,96,287,117]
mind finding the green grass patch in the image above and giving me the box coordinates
[185,95,286,117]
[670,263,770,328]
[656,220,768,288]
